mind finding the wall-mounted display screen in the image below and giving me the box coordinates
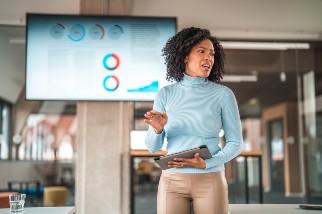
[26,14,176,101]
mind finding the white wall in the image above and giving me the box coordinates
[132,0,322,40]
[1,0,321,38]
[0,27,25,103]
[0,0,80,25]
[0,161,75,189]
[0,161,49,189]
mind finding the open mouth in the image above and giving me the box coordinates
[202,64,211,70]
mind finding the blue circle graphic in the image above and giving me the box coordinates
[103,53,120,70]
[109,25,124,40]
[68,24,86,41]
[103,75,120,92]
[50,23,65,39]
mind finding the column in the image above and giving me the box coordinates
[76,1,133,213]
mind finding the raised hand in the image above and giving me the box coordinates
[144,110,168,134]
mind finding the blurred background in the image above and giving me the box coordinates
[0,0,321,213]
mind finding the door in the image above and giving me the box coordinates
[268,119,285,192]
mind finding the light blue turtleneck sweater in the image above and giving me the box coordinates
[145,73,243,173]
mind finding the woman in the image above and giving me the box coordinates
[144,27,243,214]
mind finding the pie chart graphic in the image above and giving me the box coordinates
[50,23,65,39]
[103,53,120,70]
[89,24,105,40]
[103,75,120,92]
[108,25,124,40]
[68,24,86,41]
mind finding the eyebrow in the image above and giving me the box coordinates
[197,46,215,52]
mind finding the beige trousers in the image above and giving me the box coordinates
[157,170,228,214]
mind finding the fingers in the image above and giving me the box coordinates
[144,112,153,120]
[168,158,187,168]
[143,110,168,130]
[162,112,168,120]
[150,110,160,115]
[194,153,206,169]
[194,153,201,159]
[143,118,152,124]
[144,110,167,119]
[144,110,159,120]
[168,154,206,169]
[147,110,160,117]
[167,160,185,168]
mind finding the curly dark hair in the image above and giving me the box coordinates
[162,27,225,83]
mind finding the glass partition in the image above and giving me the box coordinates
[298,43,322,203]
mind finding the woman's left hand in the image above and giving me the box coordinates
[168,153,206,169]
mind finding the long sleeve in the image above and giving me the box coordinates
[145,88,166,153]
[204,89,243,168]
[145,74,243,173]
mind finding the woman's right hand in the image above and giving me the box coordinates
[143,110,168,134]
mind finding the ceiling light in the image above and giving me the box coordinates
[280,51,287,82]
[221,41,310,50]
[280,72,286,82]
[9,38,25,45]
[222,75,258,82]
[210,29,321,41]
[248,98,258,105]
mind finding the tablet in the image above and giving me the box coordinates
[154,145,212,170]
[299,204,322,210]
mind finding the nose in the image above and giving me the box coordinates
[204,55,212,61]
[204,52,213,61]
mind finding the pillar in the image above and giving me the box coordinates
[76,0,133,213]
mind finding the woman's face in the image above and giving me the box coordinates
[184,39,215,78]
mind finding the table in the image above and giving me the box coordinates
[240,150,263,203]
[229,204,320,214]
[0,206,75,214]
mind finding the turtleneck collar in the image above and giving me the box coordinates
[180,73,209,87]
